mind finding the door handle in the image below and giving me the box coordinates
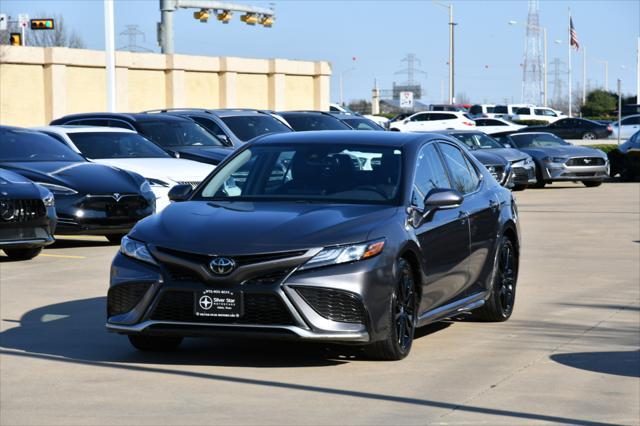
[458,210,469,225]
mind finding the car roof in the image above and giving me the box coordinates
[52,112,193,123]
[432,130,485,135]
[143,108,276,118]
[250,130,436,148]
[35,125,137,134]
[278,110,339,117]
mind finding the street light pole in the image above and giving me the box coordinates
[434,1,455,104]
[582,45,587,106]
[339,68,355,106]
[104,0,116,112]
[543,27,548,107]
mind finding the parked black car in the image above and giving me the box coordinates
[107,131,520,360]
[277,111,352,131]
[145,108,293,146]
[609,130,640,181]
[50,113,232,165]
[493,131,609,187]
[0,168,57,260]
[522,118,612,140]
[330,113,386,131]
[0,126,156,242]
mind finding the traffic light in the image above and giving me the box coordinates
[260,15,273,27]
[10,33,22,46]
[217,10,232,24]
[240,13,258,25]
[193,9,209,22]
[30,19,54,30]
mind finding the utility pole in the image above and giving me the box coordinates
[433,1,455,104]
[637,37,639,103]
[158,0,276,54]
[551,57,564,105]
[617,79,622,146]
[104,0,116,112]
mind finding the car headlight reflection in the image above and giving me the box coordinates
[299,239,385,271]
[120,236,157,266]
[36,182,78,195]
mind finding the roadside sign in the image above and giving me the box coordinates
[18,13,29,28]
[399,91,414,109]
[0,14,7,31]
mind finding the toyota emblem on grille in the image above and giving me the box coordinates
[209,257,236,275]
[0,200,14,221]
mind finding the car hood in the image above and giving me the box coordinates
[93,158,215,185]
[0,169,44,199]
[173,146,234,164]
[481,148,528,162]
[470,150,508,166]
[130,201,399,254]
[0,161,143,194]
[520,145,607,159]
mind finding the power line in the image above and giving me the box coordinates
[118,24,152,52]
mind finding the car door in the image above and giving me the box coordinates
[438,141,499,298]
[412,142,470,313]
[405,113,430,131]
[547,119,570,138]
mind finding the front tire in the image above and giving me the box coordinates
[474,236,518,322]
[582,180,602,187]
[128,335,183,352]
[512,184,527,191]
[582,131,597,140]
[364,258,417,361]
[3,247,43,260]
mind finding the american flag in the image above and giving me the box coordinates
[570,17,580,51]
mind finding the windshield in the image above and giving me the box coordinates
[450,133,503,150]
[510,133,570,148]
[281,114,351,131]
[220,116,292,142]
[197,144,403,205]
[342,118,384,131]
[137,120,225,148]
[67,132,171,159]
[0,128,84,162]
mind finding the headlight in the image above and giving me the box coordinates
[120,235,157,266]
[140,181,153,194]
[145,178,170,188]
[543,156,568,164]
[298,239,385,271]
[42,192,55,207]
[36,182,78,195]
[512,157,532,167]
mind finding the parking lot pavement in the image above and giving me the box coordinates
[1,182,638,426]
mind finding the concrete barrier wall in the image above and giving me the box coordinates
[0,46,331,127]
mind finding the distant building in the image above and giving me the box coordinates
[392,83,422,100]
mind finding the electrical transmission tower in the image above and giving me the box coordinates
[119,25,152,52]
[522,0,543,105]
[395,53,427,86]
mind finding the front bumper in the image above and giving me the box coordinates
[541,160,609,181]
[0,202,56,250]
[511,163,537,185]
[105,250,395,343]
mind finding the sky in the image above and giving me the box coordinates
[2,0,639,105]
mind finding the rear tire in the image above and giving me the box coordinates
[474,236,518,322]
[512,184,527,191]
[3,247,43,260]
[106,234,126,244]
[582,181,602,187]
[128,335,183,352]
[582,131,597,140]
[364,258,417,361]
[532,162,547,188]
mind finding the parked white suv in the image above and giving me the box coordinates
[511,107,566,123]
[389,111,475,132]
[468,104,496,118]
[493,104,533,120]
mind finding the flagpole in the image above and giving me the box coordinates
[568,9,573,118]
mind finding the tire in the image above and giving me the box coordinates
[532,162,547,188]
[582,180,602,187]
[3,247,43,260]
[512,184,527,191]
[473,236,518,322]
[364,258,417,361]
[582,131,597,140]
[128,335,183,352]
[389,128,400,132]
[106,234,126,244]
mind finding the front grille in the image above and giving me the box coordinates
[295,287,365,324]
[487,165,505,183]
[107,282,152,316]
[156,246,307,267]
[150,291,295,325]
[0,199,46,223]
[176,181,200,189]
[79,194,150,219]
[566,157,606,166]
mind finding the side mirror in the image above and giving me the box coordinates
[411,189,464,228]
[217,134,232,146]
[168,184,192,202]
[503,143,512,148]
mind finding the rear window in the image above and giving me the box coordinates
[281,114,351,131]
[494,106,508,114]
[431,113,457,121]
[137,120,225,147]
[220,115,292,142]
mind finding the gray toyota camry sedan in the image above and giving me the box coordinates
[107,131,521,360]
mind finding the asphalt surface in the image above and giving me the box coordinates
[1,182,639,426]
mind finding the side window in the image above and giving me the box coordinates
[487,119,505,126]
[412,144,451,209]
[624,116,640,125]
[534,109,545,116]
[329,106,339,112]
[108,120,135,130]
[469,105,482,114]
[517,108,530,115]
[411,113,429,122]
[190,116,226,138]
[475,120,486,127]
[438,143,480,194]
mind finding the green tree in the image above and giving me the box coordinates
[580,90,616,117]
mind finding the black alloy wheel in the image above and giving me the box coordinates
[365,258,417,360]
[2,247,43,260]
[474,236,518,321]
